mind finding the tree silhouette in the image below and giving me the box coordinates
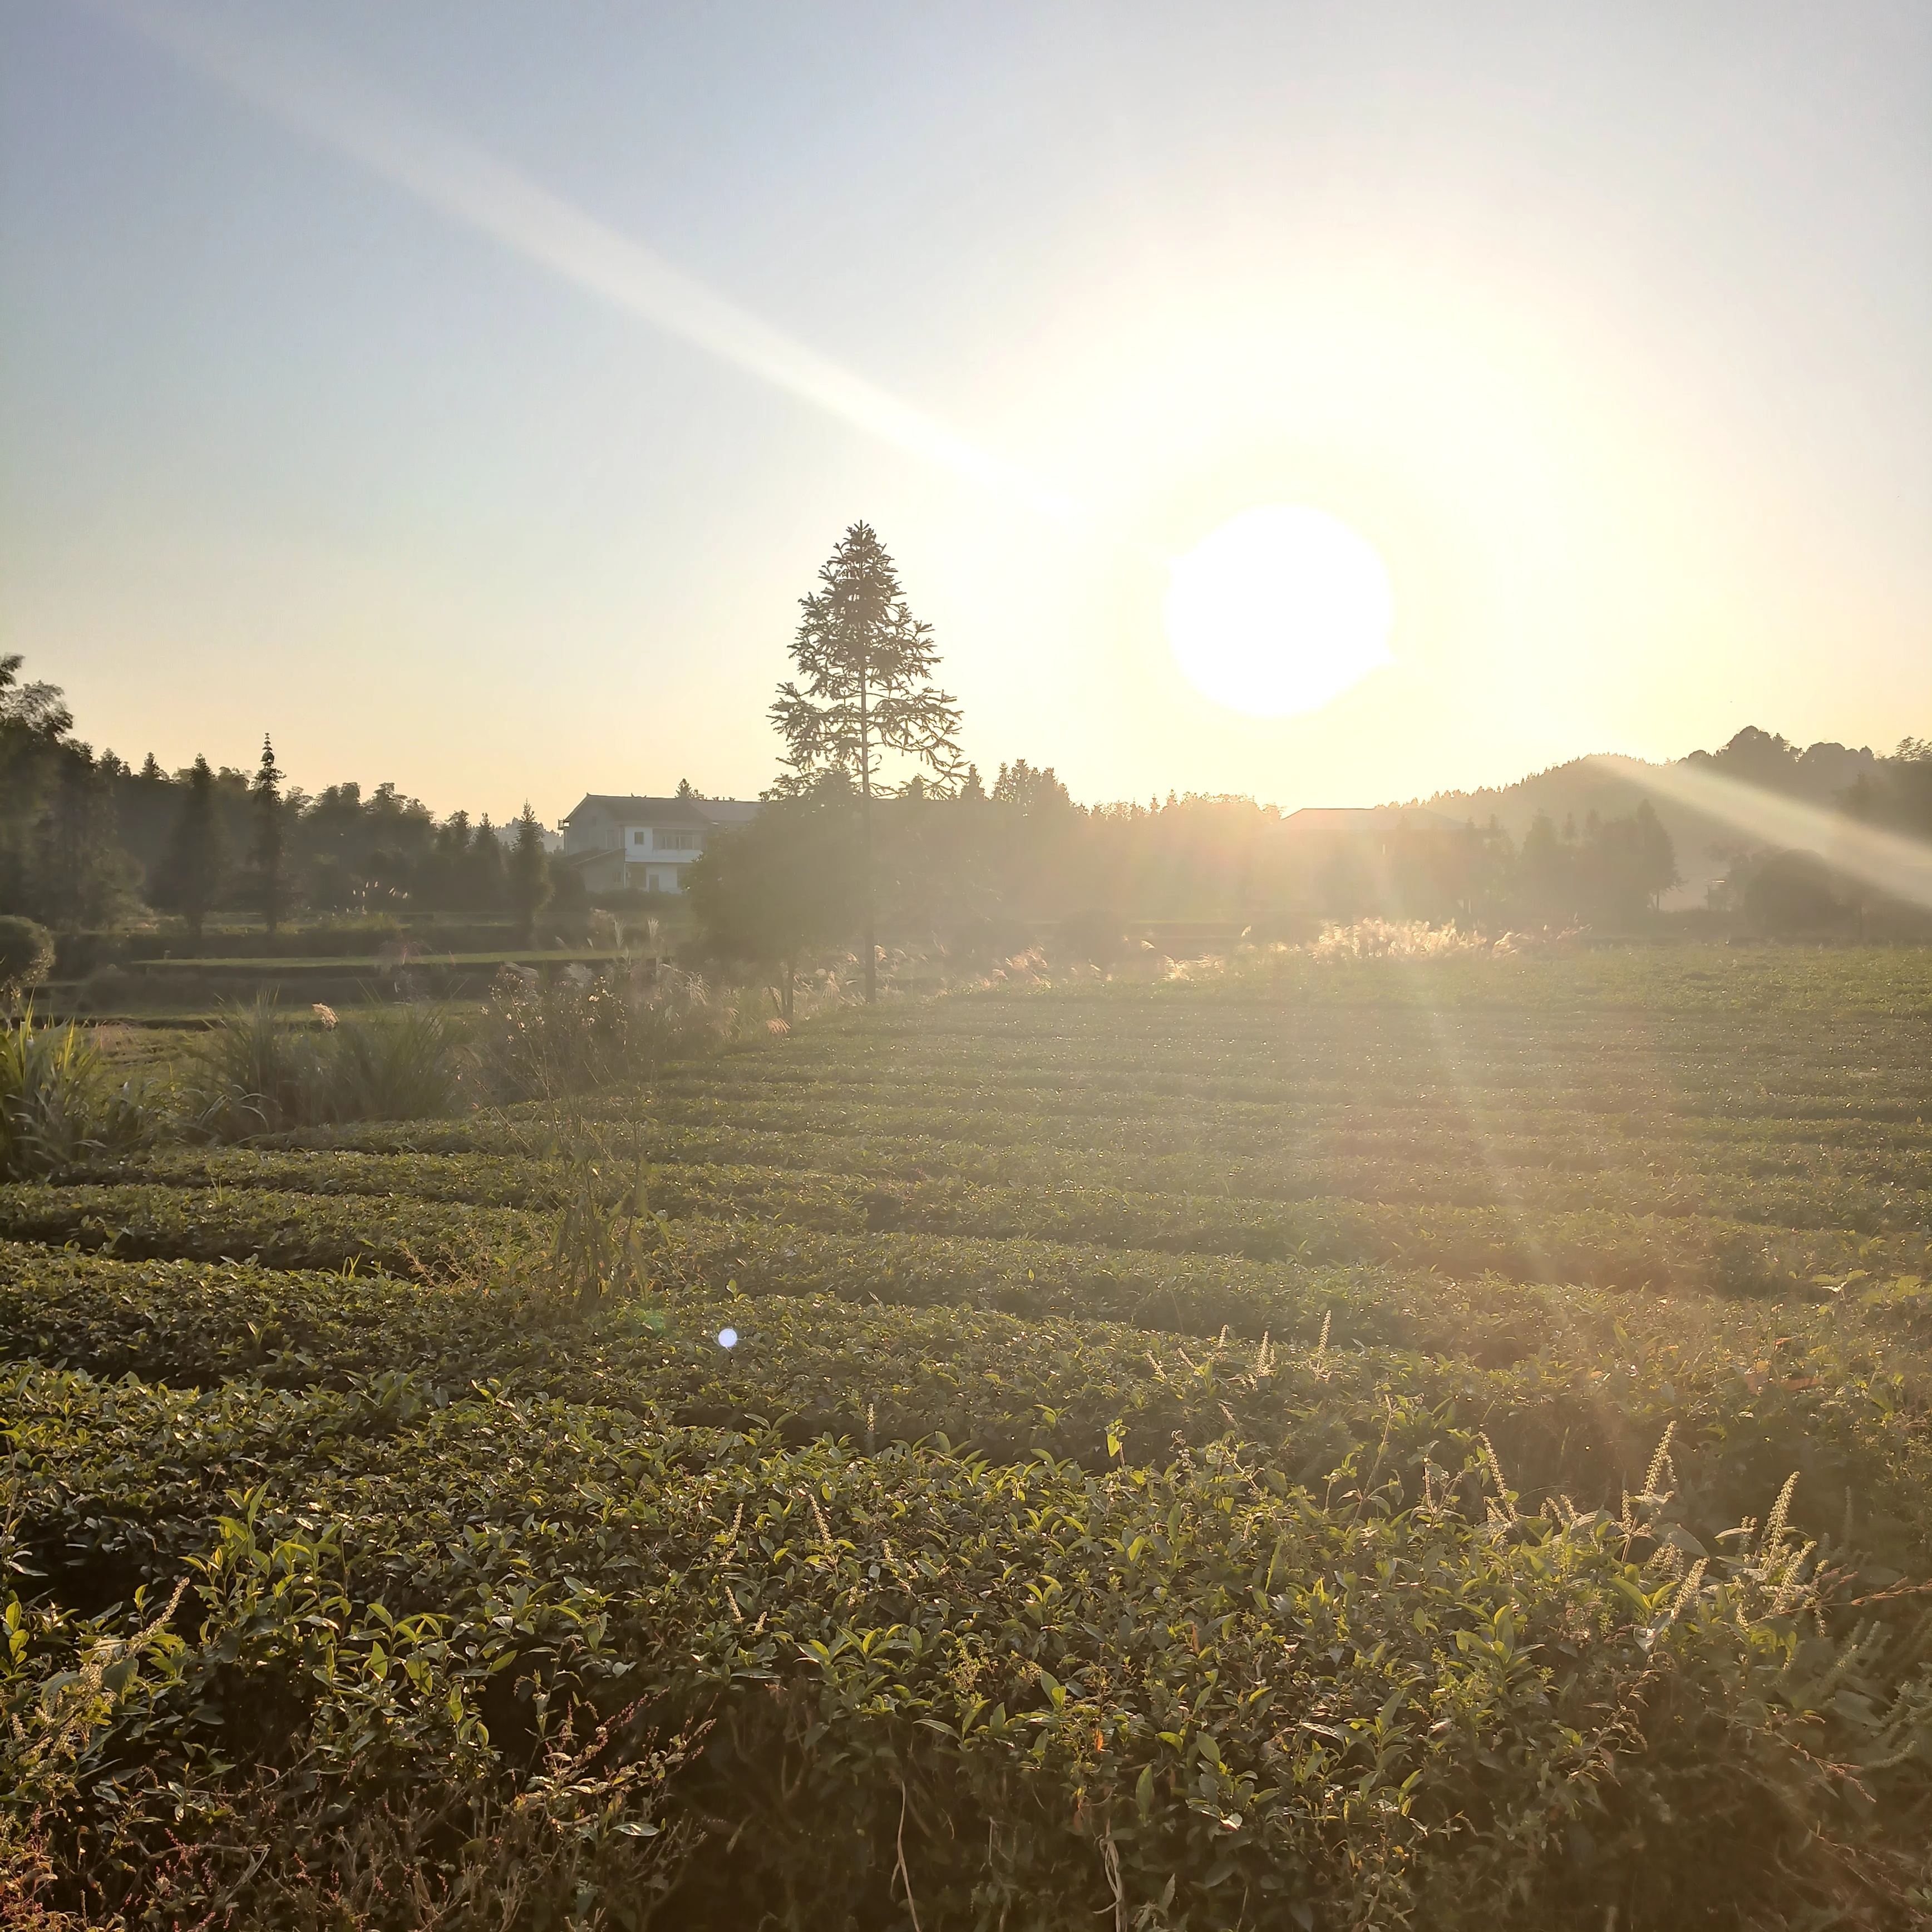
[468,816,507,913]
[155,755,229,948]
[770,523,962,1002]
[30,750,137,930]
[508,804,553,940]
[686,783,862,1022]
[250,736,287,934]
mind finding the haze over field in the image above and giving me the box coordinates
[3,3,1929,821]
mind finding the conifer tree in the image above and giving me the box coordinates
[428,811,472,911]
[0,655,75,913]
[29,747,138,930]
[508,804,553,941]
[770,522,962,1002]
[156,755,229,948]
[250,736,286,934]
[468,816,507,914]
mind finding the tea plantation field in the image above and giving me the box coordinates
[6,947,1932,1928]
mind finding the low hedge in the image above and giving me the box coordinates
[7,1364,1928,1930]
[0,1183,526,1278]
[4,1245,1924,1567]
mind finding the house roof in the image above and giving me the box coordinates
[1281,806,1462,835]
[561,793,757,830]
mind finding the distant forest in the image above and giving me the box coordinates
[1,652,1925,942]
[0,655,569,940]
[1414,726,1930,911]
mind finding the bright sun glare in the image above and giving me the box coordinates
[1165,505,1395,717]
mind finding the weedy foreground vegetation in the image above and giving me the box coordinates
[3,945,1931,1929]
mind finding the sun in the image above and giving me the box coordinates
[1164,505,1395,717]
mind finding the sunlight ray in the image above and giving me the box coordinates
[93,0,1083,524]
[1401,987,1558,1292]
[1603,756,1932,912]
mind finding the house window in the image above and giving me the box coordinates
[657,830,701,851]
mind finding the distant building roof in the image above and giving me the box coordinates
[561,793,757,829]
[1281,806,1462,835]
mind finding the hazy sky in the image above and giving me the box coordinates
[4,0,1928,821]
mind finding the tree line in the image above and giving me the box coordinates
[0,657,560,943]
[6,528,1926,977]
[688,758,1691,1001]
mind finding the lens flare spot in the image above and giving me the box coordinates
[717,1327,739,1350]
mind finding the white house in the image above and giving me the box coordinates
[559,793,758,895]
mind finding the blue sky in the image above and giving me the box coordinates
[3,0,1928,819]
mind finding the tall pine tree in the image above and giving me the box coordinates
[507,804,552,941]
[251,736,287,934]
[466,817,507,914]
[770,523,962,1002]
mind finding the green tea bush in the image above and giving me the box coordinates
[6,948,1932,1923]
[5,1372,1928,1928]
[71,1143,574,1208]
[0,1183,524,1278]
[4,1240,1924,1569]
[84,1121,1931,1293]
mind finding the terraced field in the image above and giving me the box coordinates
[6,947,1932,1928]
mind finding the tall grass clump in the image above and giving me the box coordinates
[164,973,736,1142]
[478,965,735,1104]
[321,1003,466,1122]
[1301,918,1583,962]
[1306,918,1498,962]
[0,915,56,1003]
[543,1130,665,1310]
[189,998,468,1138]
[0,1012,157,1177]
[188,997,318,1137]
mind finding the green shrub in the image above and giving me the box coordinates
[186,996,322,1137]
[542,1137,664,1309]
